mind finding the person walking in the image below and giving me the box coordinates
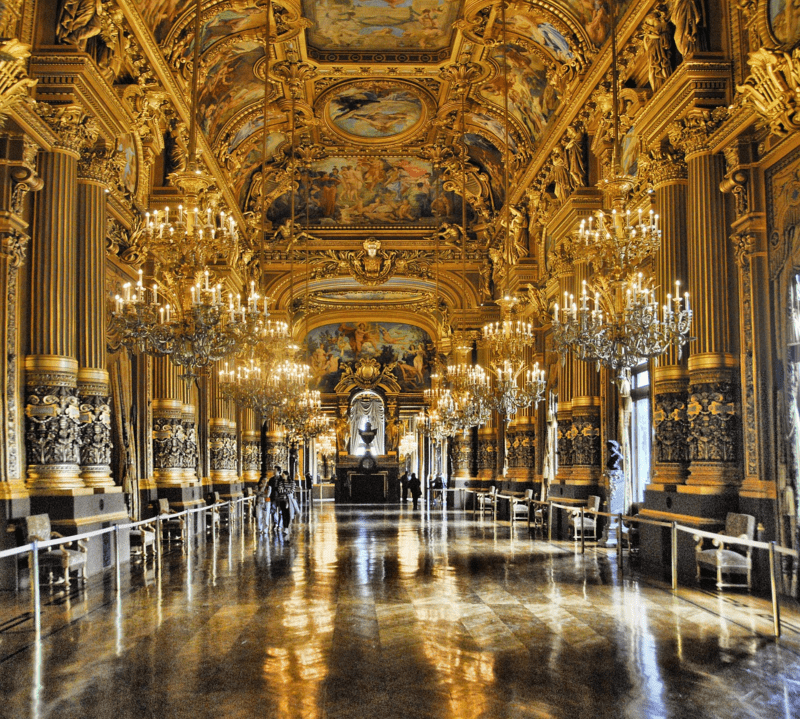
[408,472,421,510]
[256,475,271,534]
[400,471,409,503]
[275,470,297,537]
[268,465,282,532]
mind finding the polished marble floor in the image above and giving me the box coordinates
[1,503,799,719]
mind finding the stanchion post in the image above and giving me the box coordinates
[548,501,553,542]
[580,508,585,554]
[114,525,122,594]
[30,542,41,635]
[617,513,623,571]
[769,541,781,639]
[671,521,678,591]
[156,516,163,563]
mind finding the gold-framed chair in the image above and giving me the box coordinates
[510,489,533,524]
[477,486,497,517]
[532,496,547,534]
[695,512,756,591]
[569,495,601,542]
[24,514,88,589]
[155,498,185,543]
[130,519,157,560]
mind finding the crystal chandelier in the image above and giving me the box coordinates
[478,3,546,420]
[550,6,692,382]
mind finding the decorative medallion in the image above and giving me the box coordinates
[318,80,432,145]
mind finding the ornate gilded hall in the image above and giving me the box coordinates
[0,0,800,717]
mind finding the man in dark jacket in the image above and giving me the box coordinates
[400,471,409,503]
[408,473,421,510]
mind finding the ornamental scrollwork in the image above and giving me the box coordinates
[687,382,739,463]
[79,395,112,467]
[571,416,601,467]
[210,430,237,471]
[653,391,691,463]
[737,47,800,138]
[0,39,37,125]
[152,417,185,469]
[25,389,82,466]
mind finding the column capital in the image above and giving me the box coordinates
[77,144,122,187]
[35,103,99,157]
[644,146,688,188]
[667,110,723,159]
[731,231,757,268]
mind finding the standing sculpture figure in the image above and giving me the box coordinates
[669,0,705,57]
[564,126,587,190]
[641,12,672,90]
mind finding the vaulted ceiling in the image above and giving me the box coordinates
[129,0,625,334]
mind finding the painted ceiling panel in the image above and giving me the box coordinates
[301,0,461,53]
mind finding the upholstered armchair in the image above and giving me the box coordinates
[695,513,756,591]
[532,494,546,534]
[156,498,185,542]
[130,519,156,560]
[569,495,601,541]
[24,514,88,588]
[511,489,533,524]
[477,486,497,517]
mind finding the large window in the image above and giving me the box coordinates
[630,363,652,503]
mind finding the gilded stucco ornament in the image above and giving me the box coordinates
[737,47,800,138]
[0,40,37,125]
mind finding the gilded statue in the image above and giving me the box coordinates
[564,126,587,189]
[57,0,103,50]
[641,11,672,91]
[668,0,706,57]
[335,410,350,454]
[549,146,572,203]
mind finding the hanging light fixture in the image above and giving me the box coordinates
[550,0,692,381]
[110,0,285,383]
[480,1,545,418]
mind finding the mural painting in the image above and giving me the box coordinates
[479,44,559,144]
[238,132,288,209]
[505,13,575,62]
[198,41,264,137]
[141,0,193,44]
[770,0,800,47]
[465,133,505,207]
[322,290,419,302]
[468,111,518,153]
[267,156,464,226]
[305,322,434,392]
[117,133,137,196]
[621,127,639,178]
[173,7,268,64]
[302,0,460,51]
[326,84,424,140]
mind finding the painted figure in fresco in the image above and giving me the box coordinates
[585,0,611,46]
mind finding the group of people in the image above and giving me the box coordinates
[399,471,422,509]
[255,465,303,538]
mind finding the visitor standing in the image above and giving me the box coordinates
[400,470,409,503]
[269,465,281,531]
[276,470,297,537]
[409,472,421,510]
[256,475,271,534]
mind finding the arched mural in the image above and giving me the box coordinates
[304,321,434,392]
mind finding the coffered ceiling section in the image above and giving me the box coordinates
[138,0,619,234]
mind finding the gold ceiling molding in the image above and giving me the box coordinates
[737,47,800,139]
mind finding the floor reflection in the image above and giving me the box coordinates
[0,503,799,718]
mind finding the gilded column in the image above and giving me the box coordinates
[670,114,741,491]
[152,356,186,487]
[650,146,691,487]
[476,337,496,487]
[570,257,602,487]
[209,366,238,488]
[25,106,98,493]
[180,379,198,484]
[553,252,575,483]
[242,408,261,488]
[0,134,39,500]
[76,148,117,490]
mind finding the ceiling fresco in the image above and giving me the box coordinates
[301,0,461,54]
[267,156,465,227]
[478,43,559,147]
[305,321,434,393]
[324,82,426,142]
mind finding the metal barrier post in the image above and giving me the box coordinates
[671,521,678,591]
[769,541,781,638]
[114,525,122,594]
[30,541,41,635]
[156,516,163,563]
[548,502,553,542]
[617,513,624,571]
[580,508,585,554]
